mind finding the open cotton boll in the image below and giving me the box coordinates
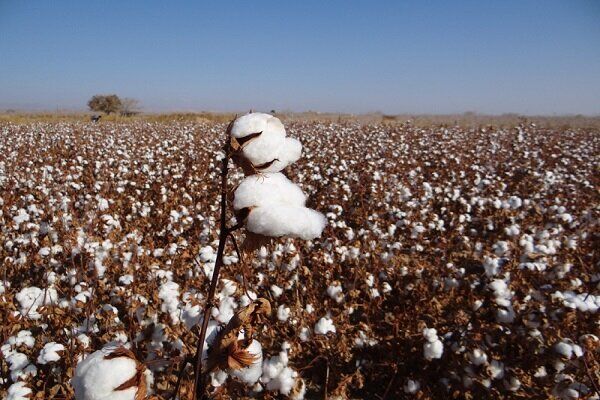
[246,206,326,240]
[314,317,336,335]
[242,131,287,167]
[423,328,443,360]
[202,320,221,362]
[231,112,285,140]
[261,347,301,396]
[256,137,303,173]
[6,382,32,400]
[37,342,65,364]
[15,286,58,319]
[72,345,149,400]
[233,173,306,211]
[230,339,263,384]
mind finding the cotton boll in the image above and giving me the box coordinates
[233,173,306,211]
[483,256,501,277]
[259,137,302,173]
[15,286,58,319]
[314,317,336,335]
[230,339,263,385]
[469,348,488,366]
[277,304,291,321]
[231,113,285,140]
[326,282,344,303]
[423,328,443,360]
[488,360,505,380]
[210,369,229,387]
[247,206,326,240]
[404,379,420,394]
[505,376,521,392]
[242,133,288,168]
[6,382,32,400]
[72,345,149,400]
[299,327,310,342]
[37,342,65,364]
[202,321,220,361]
[261,349,300,396]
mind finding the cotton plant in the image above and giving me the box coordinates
[183,113,326,399]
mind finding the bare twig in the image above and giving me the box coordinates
[191,122,233,400]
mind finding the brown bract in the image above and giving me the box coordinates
[205,299,271,373]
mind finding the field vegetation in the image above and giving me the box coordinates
[0,118,598,399]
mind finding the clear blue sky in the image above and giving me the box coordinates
[1,0,599,115]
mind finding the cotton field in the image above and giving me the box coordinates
[0,119,598,399]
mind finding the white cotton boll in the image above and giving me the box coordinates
[299,327,310,342]
[240,291,257,307]
[241,133,286,167]
[8,330,35,348]
[97,198,109,211]
[277,304,291,321]
[469,349,488,366]
[404,379,420,394]
[230,340,263,385]
[231,339,263,385]
[231,113,303,172]
[424,340,444,360]
[326,282,344,303]
[488,360,505,379]
[212,295,237,324]
[210,369,229,387]
[263,137,302,172]
[247,206,326,240]
[483,256,501,277]
[37,342,65,364]
[505,376,521,392]
[423,328,443,360]
[554,340,582,359]
[202,321,220,362]
[6,382,32,400]
[158,280,180,324]
[261,347,301,395]
[231,112,285,140]
[15,286,58,319]
[72,345,148,400]
[233,173,306,211]
[314,317,336,335]
[271,285,283,298]
[5,352,34,381]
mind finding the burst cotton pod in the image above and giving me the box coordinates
[232,174,326,241]
[230,113,301,173]
[233,173,306,210]
[246,206,326,240]
[72,345,150,400]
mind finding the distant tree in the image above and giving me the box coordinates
[119,98,140,116]
[87,95,122,114]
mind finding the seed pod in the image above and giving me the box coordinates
[72,345,150,400]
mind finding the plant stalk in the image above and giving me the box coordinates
[192,136,231,399]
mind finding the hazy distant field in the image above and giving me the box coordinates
[1,120,598,399]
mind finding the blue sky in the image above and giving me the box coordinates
[1,0,599,115]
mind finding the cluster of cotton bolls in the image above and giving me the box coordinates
[1,119,598,399]
[230,112,327,242]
